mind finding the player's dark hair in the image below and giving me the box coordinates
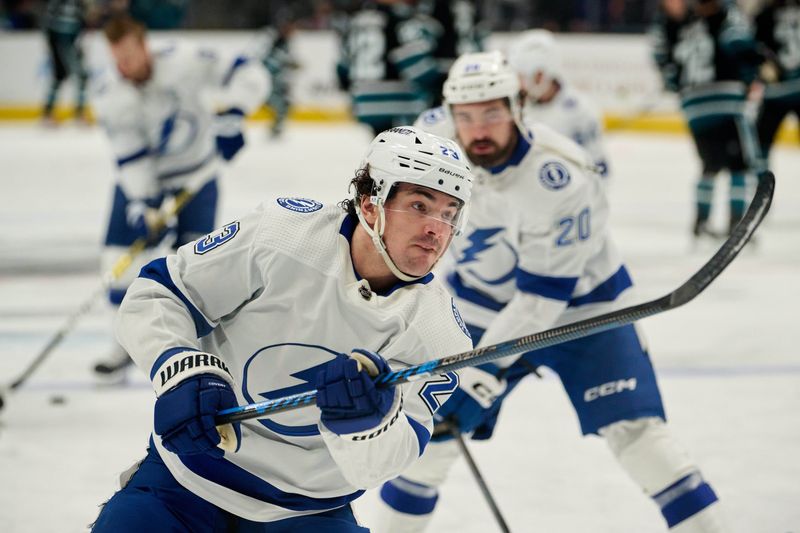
[338,164,398,217]
[103,14,146,44]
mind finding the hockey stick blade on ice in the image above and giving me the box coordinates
[213,170,775,426]
[0,189,196,411]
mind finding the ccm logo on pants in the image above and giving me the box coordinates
[584,378,637,402]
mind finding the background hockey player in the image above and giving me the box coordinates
[752,0,800,160]
[91,14,269,377]
[41,0,95,124]
[418,0,487,106]
[91,126,475,532]
[336,0,441,135]
[651,0,765,239]
[507,28,611,178]
[377,51,725,533]
[255,12,300,138]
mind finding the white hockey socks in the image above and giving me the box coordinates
[601,417,725,532]
[375,439,460,533]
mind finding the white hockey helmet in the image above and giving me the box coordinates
[357,126,473,281]
[507,29,563,100]
[442,51,528,136]
[443,50,521,105]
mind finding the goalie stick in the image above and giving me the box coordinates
[214,170,774,427]
[0,189,196,412]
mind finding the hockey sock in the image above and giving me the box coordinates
[695,174,715,222]
[653,471,719,529]
[377,477,439,532]
[729,172,747,226]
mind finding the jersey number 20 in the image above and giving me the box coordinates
[556,207,590,246]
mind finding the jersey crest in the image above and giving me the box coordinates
[539,161,571,190]
[277,197,323,213]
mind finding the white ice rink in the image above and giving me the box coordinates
[0,122,798,532]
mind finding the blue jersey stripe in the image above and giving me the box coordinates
[406,415,431,456]
[149,346,200,381]
[447,272,505,312]
[139,257,214,338]
[568,266,632,308]
[222,55,249,86]
[178,453,364,511]
[516,268,578,301]
[488,130,531,175]
[117,146,149,167]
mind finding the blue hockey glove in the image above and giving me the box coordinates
[214,108,246,161]
[316,349,397,435]
[434,365,507,437]
[125,199,161,240]
[154,373,241,458]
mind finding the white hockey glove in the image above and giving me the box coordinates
[456,366,507,408]
[434,366,507,435]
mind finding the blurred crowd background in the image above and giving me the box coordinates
[1,0,669,33]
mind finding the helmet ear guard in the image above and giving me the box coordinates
[355,126,474,282]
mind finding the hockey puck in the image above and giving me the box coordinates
[49,395,67,405]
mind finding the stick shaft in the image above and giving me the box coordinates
[213,170,773,425]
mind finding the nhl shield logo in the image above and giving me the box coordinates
[539,161,571,190]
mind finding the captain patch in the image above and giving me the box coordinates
[539,161,571,190]
[277,197,323,213]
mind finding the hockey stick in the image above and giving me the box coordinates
[214,170,774,426]
[0,189,196,411]
[446,423,512,532]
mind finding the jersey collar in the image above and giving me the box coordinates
[488,128,532,175]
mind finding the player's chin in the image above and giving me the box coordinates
[399,251,439,277]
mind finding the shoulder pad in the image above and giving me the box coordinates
[529,122,595,172]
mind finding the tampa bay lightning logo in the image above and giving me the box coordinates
[539,161,571,190]
[277,197,323,213]
[242,342,340,437]
[451,299,471,339]
[422,106,446,125]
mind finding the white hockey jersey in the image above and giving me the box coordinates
[92,42,269,200]
[115,199,471,522]
[414,110,636,356]
[521,84,610,177]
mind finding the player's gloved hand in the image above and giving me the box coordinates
[434,365,507,436]
[125,199,161,240]
[316,349,398,435]
[154,373,241,458]
[214,108,246,161]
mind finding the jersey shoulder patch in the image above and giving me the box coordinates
[276,197,324,213]
[419,106,446,125]
[539,160,572,190]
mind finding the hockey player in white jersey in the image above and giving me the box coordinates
[507,29,610,178]
[377,51,725,532]
[91,126,475,532]
[91,14,269,377]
